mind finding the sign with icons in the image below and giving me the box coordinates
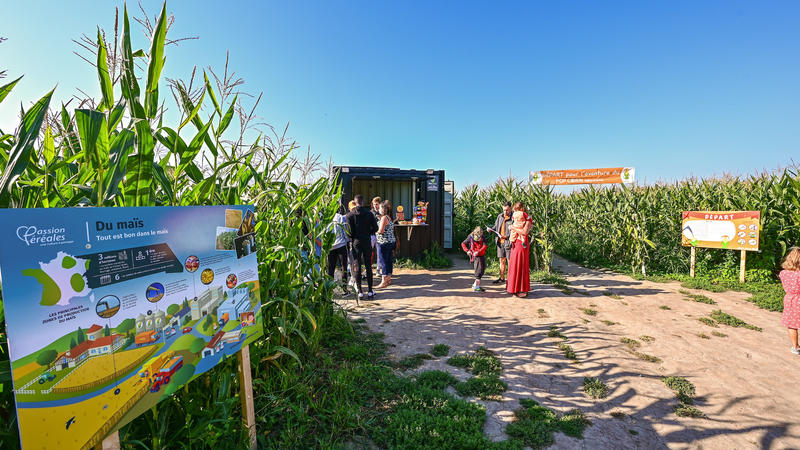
[681,211,761,251]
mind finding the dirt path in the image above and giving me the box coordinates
[339,256,800,449]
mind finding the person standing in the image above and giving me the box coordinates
[489,202,513,284]
[506,202,532,297]
[371,196,382,274]
[375,200,397,289]
[346,195,379,299]
[326,203,350,295]
[779,247,800,354]
[462,226,488,292]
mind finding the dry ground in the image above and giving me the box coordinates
[339,256,800,449]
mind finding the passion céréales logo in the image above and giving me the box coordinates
[16,225,68,246]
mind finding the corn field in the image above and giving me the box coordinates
[454,169,800,280]
[0,3,341,448]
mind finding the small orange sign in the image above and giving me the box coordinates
[529,167,635,185]
[681,211,761,251]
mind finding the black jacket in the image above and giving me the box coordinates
[346,206,378,245]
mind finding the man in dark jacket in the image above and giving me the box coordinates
[346,194,379,299]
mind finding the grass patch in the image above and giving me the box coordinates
[698,317,718,327]
[683,292,716,305]
[603,291,623,299]
[601,320,617,326]
[660,305,671,310]
[445,346,502,376]
[639,335,655,343]
[416,370,459,390]
[582,308,597,316]
[547,325,567,340]
[709,310,762,331]
[537,308,549,318]
[633,352,661,363]
[582,377,609,399]
[446,354,472,369]
[505,399,590,447]
[397,353,434,370]
[662,376,696,403]
[558,342,578,360]
[582,318,591,323]
[620,337,640,350]
[697,333,710,339]
[610,411,626,419]
[455,375,507,400]
[431,344,450,357]
[711,331,728,338]
[674,403,705,418]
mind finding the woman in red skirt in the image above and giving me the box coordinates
[506,201,532,297]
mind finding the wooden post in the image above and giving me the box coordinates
[238,344,257,450]
[739,249,746,283]
[690,246,696,278]
[100,431,120,450]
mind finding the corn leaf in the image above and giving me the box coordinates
[144,2,168,118]
[96,28,114,111]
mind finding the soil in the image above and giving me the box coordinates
[339,256,800,449]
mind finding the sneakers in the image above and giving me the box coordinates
[367,291,375,300]
[357,292,365,300]
[792,347,800,355]
[473,286,485,292]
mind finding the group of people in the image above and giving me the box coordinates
[327,194,397,300]
[461,201,532,297]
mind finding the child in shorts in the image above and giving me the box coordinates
[462,226,488,292]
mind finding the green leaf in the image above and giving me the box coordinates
[179,89,205,130]
[271,345,302,366]
[124,119,155,206]
[204,70,222,115]
[144,2,168,118]
[108,100,127,131]
[103,129,135,203]
[0,89,53,207]
[150,160,174,202]
[120,5,143,119]
[0,75,23,105]
[75,109,110,172]
[43,127,56,164]
[216,94,237,138]
[96,29,114,110]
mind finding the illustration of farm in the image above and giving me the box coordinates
[9,254,261,450]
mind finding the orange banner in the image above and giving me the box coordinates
[681,211,761,251]
[529,167,635,185]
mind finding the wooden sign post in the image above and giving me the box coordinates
[99,431,120,449]
[238,344,257,450]
[740,249,747,283]
[690,246,696,278]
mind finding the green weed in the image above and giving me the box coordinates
[709,310,762,331]
[505,399,590,447]
[547,326,567,340]
[633,352,661,363]
[582,308,597,316]
[431,344,450,357]
[455,375,508,400]
[698,317,719,327]
[416,370,459,390]
[640,335,655,343]
[397,353,434,370]
[603,291,623,299]
[660,305,671,310]
[601,320,617,326]
[582,377,609,399]
[711,331,728,338]
[621,337,640,350]
[558,342,578,360]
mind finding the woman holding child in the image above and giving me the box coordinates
[506,201,532,297]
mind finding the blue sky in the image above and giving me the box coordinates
[1,1,798,188]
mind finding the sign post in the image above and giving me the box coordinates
[238,344,257,449]
[681,211,760,282]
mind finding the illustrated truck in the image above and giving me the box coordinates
[135,330,160,346]
[150,356,184,392]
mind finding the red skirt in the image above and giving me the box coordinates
[506,238,530,294]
